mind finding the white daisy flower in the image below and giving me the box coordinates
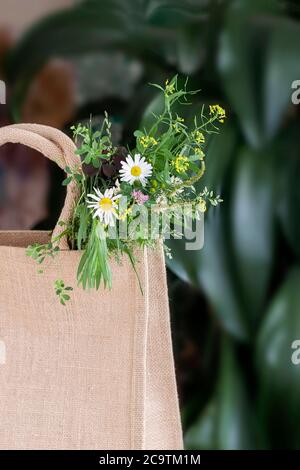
[119,153,152,186]
[87,187,120,227]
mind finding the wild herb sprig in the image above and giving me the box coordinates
[26,242,60,264]
[54,280,73,306]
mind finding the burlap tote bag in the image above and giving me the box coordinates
[0,123,183,450]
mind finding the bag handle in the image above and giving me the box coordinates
[0,123,81,249]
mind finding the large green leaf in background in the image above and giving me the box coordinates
[167,124,251,340]
[230,0,281,15]
[146,0,208,27]
[218,1,300,148]
[185,337,256,449]
[167,204,249,340]
[277,125,300,260]
[230,146,275,331]
[256,269,300,449]
[263,18,300,140]
[167,129,276,339]
[5,0,209,119]
[7,0,127,76]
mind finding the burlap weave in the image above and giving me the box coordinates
[0,124,183,450]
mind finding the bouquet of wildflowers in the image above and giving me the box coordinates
[27,77,225,304]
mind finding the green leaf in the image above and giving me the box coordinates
[263,18,300,140]
[7,0,126,82]
[92,158,101,168]
[230,146,275,329]
[5,0,209,118]
[229,0,281,15]
[74,174,83,183]
[185,402,217,450]
[133,130,143,138]
[167,205,248,341]
[62,176,72,186]
[200,122,238,190]
[277,124,300,259]
[167,124,248,340]
[215,337,257,449]
[140,92,165,132]
[185,337,257,449]
[77,220,112,290]
[177,26,204,75]
[6,0,133,119]
[147,0,208,28]
[218,8,300,148]
[198,207,248,341]
[256,268,300,448]
[77,204,90,251]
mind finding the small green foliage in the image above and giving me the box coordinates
[200,187,223,207]
[62,165,82,186]
[26,243,60,264]
[71,112,115,169]
[54,280,73,306]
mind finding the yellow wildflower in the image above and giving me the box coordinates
[140,135,158,149]
[197,199,207,213]
[172,116,185,133]
[194,130,205,145]
[165,79,175,95]
[209,104,226,123]
[119,206,132,221]
[173,155,190,174]
[172,124,181,133]
[195,147,205,160]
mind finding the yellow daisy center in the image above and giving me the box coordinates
[99,197,113,211]
[131,165,142,177]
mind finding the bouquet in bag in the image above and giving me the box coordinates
[26,77,225,304]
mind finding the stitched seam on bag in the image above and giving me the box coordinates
[158,243,183,448]
[130,248,148,450]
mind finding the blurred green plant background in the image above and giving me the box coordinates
[2,0,300,449]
